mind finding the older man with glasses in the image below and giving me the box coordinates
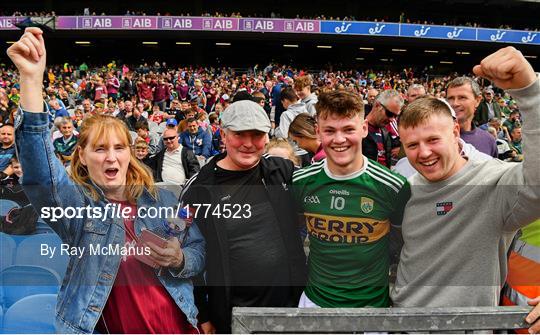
[363,89,404,168]
[147,128,200,187]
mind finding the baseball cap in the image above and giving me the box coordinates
[166,118,178,127]
[221,94,230,101]
[221,100,271,133]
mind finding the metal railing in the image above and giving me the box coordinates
[232,306,532,333]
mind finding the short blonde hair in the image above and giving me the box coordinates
[398,96,454,130]
[265,138,300,166]
[134,138,149,150]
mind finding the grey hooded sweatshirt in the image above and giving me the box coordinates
[391,77,540,308]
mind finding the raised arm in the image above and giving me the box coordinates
[474,47,540,335]
[6,27,45,112]
[7,28,85,242]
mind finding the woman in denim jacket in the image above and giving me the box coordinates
[8,28,205,333]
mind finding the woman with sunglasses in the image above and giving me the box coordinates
[8,28,205,334]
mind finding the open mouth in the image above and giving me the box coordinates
[104,168,119,178]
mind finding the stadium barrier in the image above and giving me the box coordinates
[232,306,532,333]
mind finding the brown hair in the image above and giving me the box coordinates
[70,114,156,203]
[293,75,312,90]
[315,89,364,120]
[280,87,298,103]
[398,96,454,130]
[288,113,317,139]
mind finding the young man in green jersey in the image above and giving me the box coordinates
[293,90,411,308]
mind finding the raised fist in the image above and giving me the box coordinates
[473,46,536,90]
[6,27,46,80]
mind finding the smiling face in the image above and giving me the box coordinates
[78,127,131,200]
[135,146,148,160]
[60,122,74,138]
[220,129,268,170]
[368,98,401,128]
[400,113,465,182]
[446,84,482,129]
[317,114,367,175]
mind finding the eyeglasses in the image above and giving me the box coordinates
[163,136,177,142]
[380,102,399,119]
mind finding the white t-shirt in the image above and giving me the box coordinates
[161,146,186,185]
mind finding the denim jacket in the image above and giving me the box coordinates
[15,110,205,333]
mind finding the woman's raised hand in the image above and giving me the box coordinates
[7,27,46,79]
[6,27,46,112]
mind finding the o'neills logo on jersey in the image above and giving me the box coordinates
[304,212,389,244]
[329,189,350,196]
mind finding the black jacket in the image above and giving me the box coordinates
[362,126,396,168]
[181,153,307,333]
[475,99,502,126]
[120,78,137,98]
[147,146,200,182]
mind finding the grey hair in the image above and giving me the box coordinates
[375,89,404,108]
[407,84,426,94]
[446,76,482,97]
[54,116,72,128]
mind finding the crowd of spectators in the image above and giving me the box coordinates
[0,58,525,176]
[2,9,533,30]
[2,26,538,334]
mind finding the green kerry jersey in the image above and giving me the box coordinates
[293,158,410,307]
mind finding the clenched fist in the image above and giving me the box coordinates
[6,27,46,79]
[473,46,536,90]
[6,27,46,112]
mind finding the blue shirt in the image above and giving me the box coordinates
[0,144,15,171]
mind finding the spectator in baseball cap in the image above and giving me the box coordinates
[181,99,306,333]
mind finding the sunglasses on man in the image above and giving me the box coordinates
[163,136,177,142]
[379,102,399,119]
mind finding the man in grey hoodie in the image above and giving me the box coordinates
[391,46,540,333]
[274,87,309,139]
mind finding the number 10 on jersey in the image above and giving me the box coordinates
[330,196,346,210]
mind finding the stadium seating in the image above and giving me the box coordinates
[0,200,19,217]
[2,294,57,334]
[148,120,159,134]
[14,234,68,279]
[129,130,138,144]
[158,122,167,134]
[0,234,15,272]
[0,265,60,308]
[35,219,54,235]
